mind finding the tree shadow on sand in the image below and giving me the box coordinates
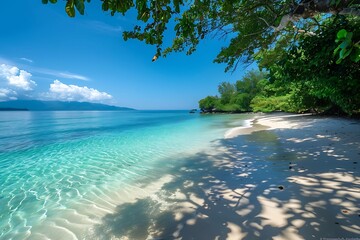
[90,116,360,239]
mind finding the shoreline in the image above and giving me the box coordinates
[79,113,360,239]
[100,112,360,239]
[222,113,360,239]
[2,112,359,239]
[221,113,360,239]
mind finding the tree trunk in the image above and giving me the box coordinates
[274,0,359,31]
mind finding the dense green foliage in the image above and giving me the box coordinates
[334,28,360,63]
[199,70,265,112]
[43,0,359,69]
[198,96,219,112]
[200,16,360,115]
[262,16,360,114]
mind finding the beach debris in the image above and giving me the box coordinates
[278,185,284,190]
[341,210,349,214]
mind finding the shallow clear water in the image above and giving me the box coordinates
[0,111,249,239]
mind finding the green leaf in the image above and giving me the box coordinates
[339,48,348,59]
[49,0,57,3]
[65,0,75,17]
[333,45,341,56]
[74,0,85,15]
[336,29,347,39]
[339,40,350,49]
[173,0,181,13]
[345,32,353,42]
[343,47,353,59]
[102,2,109,11]
[139,11,150,21]
[350,48,360,62]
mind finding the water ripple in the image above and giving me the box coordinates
[0,111,249,239]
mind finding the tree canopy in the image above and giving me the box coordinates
[42,0,359,115]
[42,0,360,70]
[199,70,266,113]
[200,16,360,115]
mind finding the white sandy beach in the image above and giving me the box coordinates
[221,113,360,239]
[87,113,360,240]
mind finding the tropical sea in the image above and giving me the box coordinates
[0,111,251,239]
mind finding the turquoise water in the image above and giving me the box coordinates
[0,111,249,239]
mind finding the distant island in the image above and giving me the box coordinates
[0,107,29,111]
[0,100,134,111]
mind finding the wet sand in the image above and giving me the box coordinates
[90,113,360,240]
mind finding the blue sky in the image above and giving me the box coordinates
[0,1,252,110]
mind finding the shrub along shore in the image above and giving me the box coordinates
[199,17,359,117]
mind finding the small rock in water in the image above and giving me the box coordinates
[278,185,284,190]
[289,166,292,169]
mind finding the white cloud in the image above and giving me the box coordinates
[57,72,89,81]
[0,64,36,90]
[46,80,112,102]
[20,57,33,63]
[30,67,90,81]
[90,20,122,33]
[80,20,122,33]
[0,88,17,101]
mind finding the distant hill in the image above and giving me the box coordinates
[0,100,134,111]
